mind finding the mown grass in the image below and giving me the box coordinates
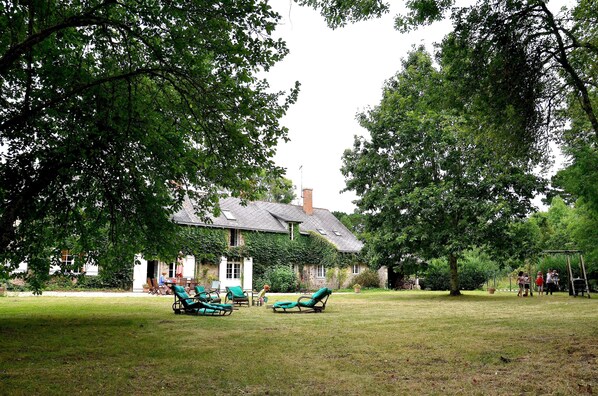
[1,290,596,395]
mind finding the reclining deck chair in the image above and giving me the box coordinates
[225,286,250,307]
[272,288,332,313]
[194,285,221,303]
[170,285,233,316]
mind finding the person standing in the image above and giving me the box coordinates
[517,271,525,297]
[535,271,544,296]
[176,255,184,280]
[523,273,531,297]
[545,269,554,295]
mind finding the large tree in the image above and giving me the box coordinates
[305,0,597,146]
[439,0,597,158]
[342,49,544,295]
[0,1,298,280]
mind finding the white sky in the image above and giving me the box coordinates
[266,2,451,213]
[265,1,570,213]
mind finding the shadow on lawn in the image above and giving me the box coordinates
[355,290,518,303]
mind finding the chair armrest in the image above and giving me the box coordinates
[297,295,312,303]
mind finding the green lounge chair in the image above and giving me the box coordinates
[272,288,332,313]
[225,286,250,307]
[194,285,221,303]
[170,285,233,316]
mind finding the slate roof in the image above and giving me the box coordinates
[173,196,363,253]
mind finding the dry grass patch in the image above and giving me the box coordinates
[0,291,596,395]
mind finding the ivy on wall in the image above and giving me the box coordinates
[176,225,362,269]
[178,227,228,264]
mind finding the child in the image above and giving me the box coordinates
[523,273,531,297]
[552,270,559,292]
[256,284,270,306]
[517,271,524,297]
[535,271,544,296]
[545,269,554,295]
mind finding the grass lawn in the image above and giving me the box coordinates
[1,290,596,395]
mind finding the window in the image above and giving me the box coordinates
[352,264,360,275]
[222,210,236,220]
[289,223,294,240]
[316,265,326,278]
[226,260,241,279]
[61,250,84,273]
[229,229,241,246]
[316,228,327,235]
[61,249,74,267]
[333,230,342,236]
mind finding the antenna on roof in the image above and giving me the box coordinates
[299,165,303,200]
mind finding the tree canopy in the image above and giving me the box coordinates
[0,1,298,281]
[253,172,297,204]
[440,0,598,160]
[342,49,544,295]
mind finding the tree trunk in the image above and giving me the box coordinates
[448,253,461,296]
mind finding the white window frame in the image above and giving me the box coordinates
[289,223,294,241]
[61,249,84,273]
[352,264,360,275]
[61,249,74,267]
[229,229,241,247]
[226,260,241,279]
[316,265,326,278]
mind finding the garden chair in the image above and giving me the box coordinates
[146,277,158,295]
[210,280,221,293]
[170,285,233,316]
[225,285,250,307]
[151,278,168,295]
[272,287,332,313]
[194,285,221,303]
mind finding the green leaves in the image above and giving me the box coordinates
[295,0,390,29]
[342,48,544,293]
[0,1,299,278]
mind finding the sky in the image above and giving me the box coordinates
[266,1,448,213]
[264,1,570,214]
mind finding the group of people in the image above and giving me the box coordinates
[518,269,559,297]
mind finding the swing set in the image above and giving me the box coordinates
[541,250,591,298]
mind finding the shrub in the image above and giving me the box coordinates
[422,259,449,290]
[261,266,297,293]
[459,264,487,290]
[350,269,380,288]
[423,254,489,291]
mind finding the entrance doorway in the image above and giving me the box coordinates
[147,260,158,280]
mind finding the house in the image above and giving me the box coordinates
[132,189,376,292]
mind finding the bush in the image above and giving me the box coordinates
[423,253,489,291]
[350,269,380,288]
[459,264,487,290]
[259,266,298,293]
[422,259,449,290]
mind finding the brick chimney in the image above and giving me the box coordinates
[302,188,313,215]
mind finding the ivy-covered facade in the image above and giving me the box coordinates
[133,189,366,291]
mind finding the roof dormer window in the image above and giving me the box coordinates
[317,228,327,235]
[222,210,236,220]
